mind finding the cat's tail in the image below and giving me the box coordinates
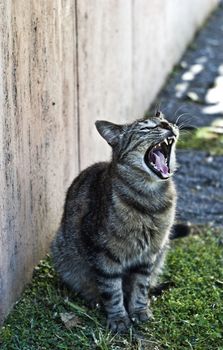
[170,222,191,240]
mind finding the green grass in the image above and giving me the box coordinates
[178,126,223,155]
[1,228,223,350]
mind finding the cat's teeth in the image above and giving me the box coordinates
[164,139,168,146]
[151,162,158,169]
[168,136,175,145]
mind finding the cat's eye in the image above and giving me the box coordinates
[139,126,158,131]
[139,122,172,132]
[139,120,158,131]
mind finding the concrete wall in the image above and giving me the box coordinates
[0,0,79,324]
[0,0,218,324]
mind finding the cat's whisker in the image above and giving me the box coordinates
[178,120,198,130]
[175,112,193,126]
[159,105,169,114]
[177,114,198,130]
[178,129,194,137]
[174,104,186,117]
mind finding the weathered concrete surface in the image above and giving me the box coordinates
[77,0,133,169]
[0,0,79,324]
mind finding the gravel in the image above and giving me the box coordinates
[150,2,223,226]
[175,150,223,226]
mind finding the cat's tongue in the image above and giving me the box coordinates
[153,150,169,177]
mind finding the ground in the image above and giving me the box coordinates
[1,2,223,350]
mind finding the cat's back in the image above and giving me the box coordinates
[63,161,110,217]
[66,161,109,201]
[59,161,112,241]
[51,161,110,282]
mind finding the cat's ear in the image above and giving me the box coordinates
[95,120,122,147]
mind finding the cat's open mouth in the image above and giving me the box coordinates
[144,136,175,179]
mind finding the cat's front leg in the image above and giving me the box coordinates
[96,272,131,332]
[125,265,153,323]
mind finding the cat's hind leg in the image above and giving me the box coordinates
[51,228,100,307]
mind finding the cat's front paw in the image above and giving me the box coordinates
[107,314,131,333]
[129,308,153,324]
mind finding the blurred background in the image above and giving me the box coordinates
[0,0,222,325]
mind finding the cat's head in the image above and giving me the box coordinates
[95,111,179,181]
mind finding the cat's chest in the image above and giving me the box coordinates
[108,182,176,262]
[120,232,167,271]
[107,216,170,268]
[126,221,169,255]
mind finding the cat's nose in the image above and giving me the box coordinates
[161,121,178,137]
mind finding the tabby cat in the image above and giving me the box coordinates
[51,111,179,332]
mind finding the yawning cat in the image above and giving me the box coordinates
[51,111,179,332]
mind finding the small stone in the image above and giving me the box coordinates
[186,91,200,102]
[206,156,213,163]
[180,61,188,68]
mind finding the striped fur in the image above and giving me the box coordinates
[51,112,179,332]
